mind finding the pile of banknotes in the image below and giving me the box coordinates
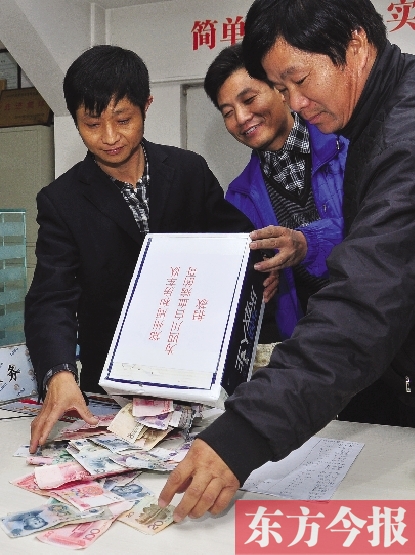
[1,397,209,548]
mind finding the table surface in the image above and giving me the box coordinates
[0,410,414,555]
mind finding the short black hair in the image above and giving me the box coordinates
[243,0,387,81]
[63,45,150,123]
[204,43,274,110]
[204,44,247,110]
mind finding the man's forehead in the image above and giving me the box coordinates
[79,98,134,117]
[220,70,268,100]
[264,38,315,78]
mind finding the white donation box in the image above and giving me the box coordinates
[99,233,264,404]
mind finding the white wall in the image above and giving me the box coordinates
[2,0,415,177]
[109,0,252,150]
[108,0,415,151]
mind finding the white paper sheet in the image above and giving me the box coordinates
[242,437,364,501]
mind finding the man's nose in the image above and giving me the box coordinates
[234,105,252,126]
[287,89,310,113]
[101,123,119,144]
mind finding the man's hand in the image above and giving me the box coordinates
[263,269,279,303]
[158,438,240,522]
[250,225,307,272]
[29,371,99,453]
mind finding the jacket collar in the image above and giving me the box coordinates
[306,123,342,175]
[230,122,342,196]
[141,138,175,231]
[340,41,403,142]
[76,137,174,242]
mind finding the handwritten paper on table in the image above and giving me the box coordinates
[242,437,364,501]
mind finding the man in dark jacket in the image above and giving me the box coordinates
[160,0,415,521]
[25,45,263,453]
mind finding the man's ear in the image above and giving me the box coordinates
[144,95,154,113]
[347,27,376,77]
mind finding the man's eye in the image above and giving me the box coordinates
[294,76,306,86]
[119,119,130,124]
[222,110,232,119]
[244,96,256,104]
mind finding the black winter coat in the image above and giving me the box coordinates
[200,42,415,483]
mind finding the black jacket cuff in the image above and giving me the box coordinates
[198,409,273,485]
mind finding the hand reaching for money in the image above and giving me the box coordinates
[30,372,99,454]
[158,438,240,521]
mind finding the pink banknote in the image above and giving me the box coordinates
[132,398,174,418]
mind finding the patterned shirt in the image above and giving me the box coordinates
[258,113,329,312]
[110,143,150,235]
[259,111,310,197]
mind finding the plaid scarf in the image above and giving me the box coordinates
[258,112,310,197]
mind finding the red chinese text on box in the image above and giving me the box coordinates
[235,500,415,554]
[148,266,180,341]
[165,267,197,355]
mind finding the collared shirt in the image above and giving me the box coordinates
[258,113,329,312]
[258,111,310,197]
[110,143,150,235]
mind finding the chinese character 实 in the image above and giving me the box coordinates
[7,364,20,381]
[191,20,217,51]
[221,16,245,45]
[387,0,415,31]
[245,506,284,547]
[326,505,367,547]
